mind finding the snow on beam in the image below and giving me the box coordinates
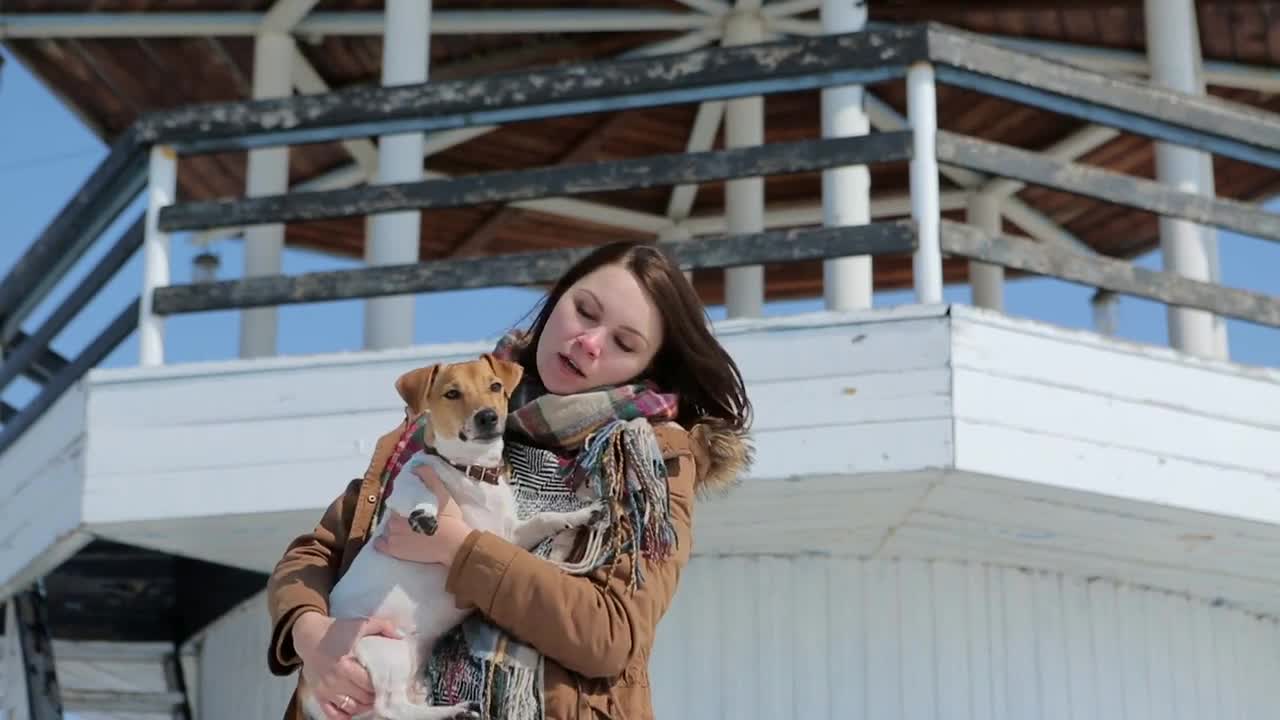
[132,25,927,153]
[927,25,1280,171]
[940,220,1280,328]
[935,131,1280,244]
[157,132,914,232]
[150,221,918,314]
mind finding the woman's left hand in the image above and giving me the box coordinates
[373,464,474,567]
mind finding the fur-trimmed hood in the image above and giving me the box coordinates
[686,419,754,497]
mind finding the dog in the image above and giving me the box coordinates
[300,354,601,720]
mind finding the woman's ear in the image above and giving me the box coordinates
[481,353,524,397]
[395,364,440,415]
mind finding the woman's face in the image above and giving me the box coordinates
[535,263,665,395]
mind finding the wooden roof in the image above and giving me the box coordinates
[6,0,1280,302]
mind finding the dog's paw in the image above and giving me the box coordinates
[448,700,482,720]
[408,508,439,535]
[564,501,607,530]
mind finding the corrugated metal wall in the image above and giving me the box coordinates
[196,556,1280,719]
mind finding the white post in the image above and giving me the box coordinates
[1144,0,1224,359]
[908,61,943,304]
[820,0,872,311]
[364,0,430,350]
[140,145,175,367]
[967,194,1004,311]
[1091,290,1119,337]
[240,31,293,359]
[1201,153,1230,357]
[722,8,765,319]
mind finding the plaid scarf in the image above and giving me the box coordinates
[390,331,680,720]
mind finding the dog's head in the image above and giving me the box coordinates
[395,354,524,467]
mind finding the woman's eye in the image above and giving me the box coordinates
[575,302,596,321]
[615,338,634,353]
[489,382,503,392]
[444,389,462,400]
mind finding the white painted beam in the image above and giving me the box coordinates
[863,90,1093,257]
[667,101,726,222]
[999,201,1094,255]
[140,145,175,367]
[260,0,320,34]
[677,191,969,236]
[820,0,872,312]
[240,30,293,359]
[290,46,379,176]
[760,0,823,18]
[619,29,722,58]
[671,0,731,16]
[722,6,766,318]
[908,61,943,304]
[0,11,716,38]
[365,0,429,351]
[978,125,1120,201]
[1145,0,1223,360]
[967,194,1004,311]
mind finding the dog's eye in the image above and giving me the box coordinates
[444,389,462,400]
[490,382,502,393]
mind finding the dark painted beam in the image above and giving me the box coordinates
[13,586,64,720]
[134,26,925,154]
[153,221,918,315]
[935,132,1280,243]
[928,24,1280,171]
[7,331,69,385]
[0,131,145,345]
[940,220,1280,328]
[0,216,144,394]
[158,132,913,232]
[0,298,139,457]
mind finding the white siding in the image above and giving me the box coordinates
[651,556,1280,720]
[950,306,1280,526]
[189,593,296,720]
[191,557,1280,720]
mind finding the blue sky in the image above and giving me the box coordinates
[1,42,1276,415]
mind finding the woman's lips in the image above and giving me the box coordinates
[559,353,585,378]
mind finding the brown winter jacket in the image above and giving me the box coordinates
[265,402,750,719]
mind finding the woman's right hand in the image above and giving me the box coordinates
[291,610,403,719]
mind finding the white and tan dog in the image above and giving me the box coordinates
[301,355,600,720]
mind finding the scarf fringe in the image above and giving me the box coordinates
[564,418,677,589]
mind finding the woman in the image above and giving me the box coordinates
[266,241,753,720]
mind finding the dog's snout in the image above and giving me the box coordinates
[475,408,500,430]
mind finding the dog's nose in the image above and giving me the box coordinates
[475,408,499,431]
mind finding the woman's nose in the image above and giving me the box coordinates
[576,329,604,358]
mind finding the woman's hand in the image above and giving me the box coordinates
[291,610,402,720]
[373,464,474,567]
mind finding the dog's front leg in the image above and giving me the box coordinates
[511,502,606,550]
[396,462,446,536]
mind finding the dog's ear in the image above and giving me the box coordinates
[395,364,441,415]
[481,353,524,398]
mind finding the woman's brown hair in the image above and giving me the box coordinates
[514,241,752,434]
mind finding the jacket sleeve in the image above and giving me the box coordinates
[444,424,697,679]
[265,477,361,676]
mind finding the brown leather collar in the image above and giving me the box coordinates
[454,463,503,485]
[424,446,504,485]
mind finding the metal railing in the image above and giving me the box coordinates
[2,22,1279,458]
